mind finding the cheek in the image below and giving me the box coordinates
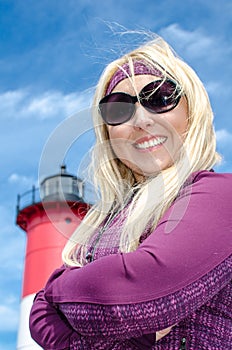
[107,125,129,149]
[170,100,189,137]
[107,124,128,138]
[109,137,128,160]
[107,126,118,140]
[107,126,132,162]
[173,117,188,137]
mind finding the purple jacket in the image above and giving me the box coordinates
[29,171,232,349]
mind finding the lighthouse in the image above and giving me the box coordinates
[16,165,89,349]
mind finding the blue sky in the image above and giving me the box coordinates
[1,1,232,349]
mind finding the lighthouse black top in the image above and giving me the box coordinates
[29,171,232,349]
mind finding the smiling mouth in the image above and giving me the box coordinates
[134,136,167,150]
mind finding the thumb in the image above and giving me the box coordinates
[156,326,173,341]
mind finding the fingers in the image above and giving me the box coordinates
[156,326,173,341]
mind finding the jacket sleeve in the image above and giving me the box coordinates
[29,286,157,349]
[29,288,81,350]
[40,172,232,340]
[45,256,231,342]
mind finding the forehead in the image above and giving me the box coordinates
[111,74,162,94]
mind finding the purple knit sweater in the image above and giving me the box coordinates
[29,171,232,349]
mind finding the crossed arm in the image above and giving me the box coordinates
[29,171,232,349]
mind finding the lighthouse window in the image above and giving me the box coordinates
[65,217,72,224]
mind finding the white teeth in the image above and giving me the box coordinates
[135,137,167,149]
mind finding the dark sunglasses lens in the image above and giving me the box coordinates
[99,93,135,125]
[141,80,180,113]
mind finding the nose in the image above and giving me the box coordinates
[131,103,155,130]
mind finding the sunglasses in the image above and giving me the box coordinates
[99,79,182,126]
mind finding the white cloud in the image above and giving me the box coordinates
[204,81,221,95]
[204,81,232,99]
[0,205,25,275]
[159,24,220,61]
[215,129,232,172]
[0,304,19,331]
[24,90,92,119]
[0,207,24,342]
[0,88,93,121]
[8,173,35,187]
[216,129,232,145]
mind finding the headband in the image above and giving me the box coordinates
[105,61,163,95]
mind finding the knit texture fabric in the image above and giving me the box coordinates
[29,171,232,349]
[105,61,163,95]
[62,259,232,349]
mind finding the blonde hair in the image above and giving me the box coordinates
[62,34,220,267]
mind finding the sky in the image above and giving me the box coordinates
[1,1,232,349]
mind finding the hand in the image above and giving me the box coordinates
[156,326,173,341]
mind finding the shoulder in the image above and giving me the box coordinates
[182,170,232,201]
[162,170,232,237]
[192,169,232,184]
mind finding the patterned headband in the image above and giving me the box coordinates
[105,61,163,95]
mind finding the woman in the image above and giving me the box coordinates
[29,35,232,349]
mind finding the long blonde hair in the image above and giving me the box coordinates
[62,35,220,267]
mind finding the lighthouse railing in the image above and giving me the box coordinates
[16,184,90,214]
[16,186,40,214]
